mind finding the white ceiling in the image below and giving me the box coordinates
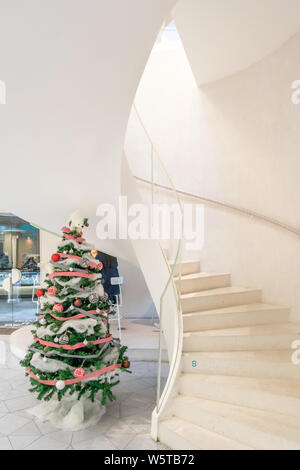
[173,0,300,85]
[0,0,176,259]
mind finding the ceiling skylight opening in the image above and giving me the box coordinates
[155,20,183,51]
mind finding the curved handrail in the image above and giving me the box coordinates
[134,175,300,237]
[132,104,184,415]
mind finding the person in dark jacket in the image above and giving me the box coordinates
[91,250,120,301]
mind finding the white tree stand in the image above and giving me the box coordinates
[28,393,106,431]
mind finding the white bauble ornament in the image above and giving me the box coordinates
[56,380,65,391]
[54,337,59,343]
[96,308,100,313]
[59,334,69,345]
[81,257,90,268]
[88,293,98,304]
[83,339,88,346]
[40,317,46,325]
[43,356,48,362]
[69,268,73,272]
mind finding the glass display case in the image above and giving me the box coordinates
[0,212,40,327]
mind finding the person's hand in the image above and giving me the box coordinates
[91,249,98,259]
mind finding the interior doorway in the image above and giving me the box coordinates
[0,211,40,327]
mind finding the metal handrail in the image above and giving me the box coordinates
[134,175,300,238]
[132,104,184,413]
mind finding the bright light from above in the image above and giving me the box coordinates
[154,20,183,51]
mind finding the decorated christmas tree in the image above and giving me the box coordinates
[21,211,130,427]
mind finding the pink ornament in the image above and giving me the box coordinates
[74,368,85,378]
[48,286,58,296]
[53,303,64,313]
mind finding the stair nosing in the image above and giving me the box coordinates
[180,286,261,299]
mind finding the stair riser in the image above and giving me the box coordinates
[177,274,230,294]
[183,309,290,331]
[172,261,200,277]
[181,290,261,313]
[179,377,300,418]
[158,425,199,450]
[183,334,298,352]
[173,400,300,450]
[182,356,300,380]
[158,421,251,450]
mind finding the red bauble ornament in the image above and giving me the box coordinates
[48,286,58,296]
[74,368,85,378]
[51,253,60,262]
[122,359,130,369]
[86,223,89,227]
[36,289,44,297]
[105,332,111,338]
[73,298,82,307]
[53,303,64,313]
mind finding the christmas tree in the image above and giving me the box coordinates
[21,212,130,409]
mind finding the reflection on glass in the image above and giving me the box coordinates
[0,212,40,327]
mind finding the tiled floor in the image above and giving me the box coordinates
[0,335,169,450]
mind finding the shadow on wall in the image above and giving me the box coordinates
[118,258,157,319]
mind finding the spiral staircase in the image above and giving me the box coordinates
[158,260,300,450]
[124,106,300,451]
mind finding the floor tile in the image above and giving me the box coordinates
[125,433,168,450]
[72,415,118,445]
[24,435,68,450]
[0,413,30,435]
[121,413,151,434]
[49,430,73,446]
[5,395,38,412]
[105,423,137,450]
[0,380,12,392]
[0,436,12,450]
[10,434,39,450]
[33,417,58,435]
[10,421,41,437]
[72,435,117,450]
[0,401,8,414]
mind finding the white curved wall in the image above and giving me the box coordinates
[121,156,179,359]
[0,0,176,262]
[173,0,300,84]
[126,29,300,320]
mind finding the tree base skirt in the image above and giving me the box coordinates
[28,393,106,431]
